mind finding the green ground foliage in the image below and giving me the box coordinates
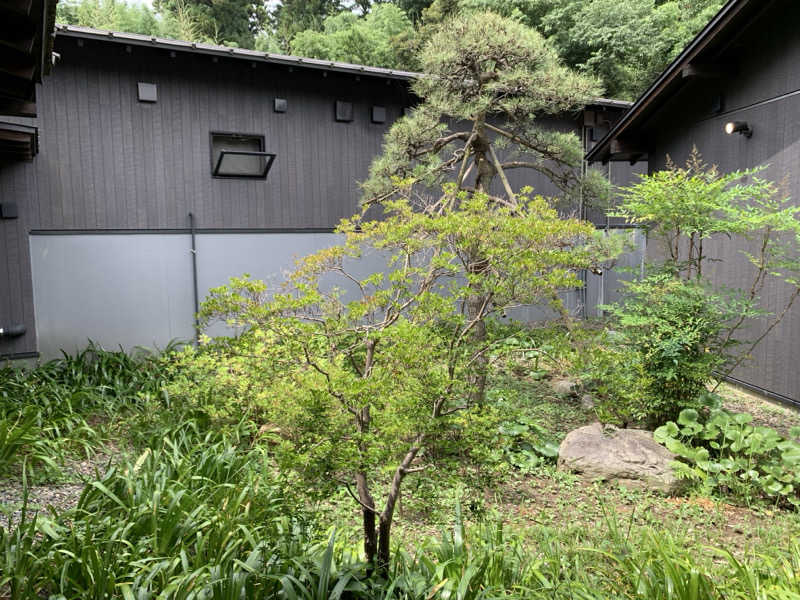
[0,343,170,481]
[2,329,800,598]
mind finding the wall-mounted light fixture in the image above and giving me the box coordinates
[725,121,752,137]
[0,324,26,338]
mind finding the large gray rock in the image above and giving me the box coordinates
[557,423,682,494]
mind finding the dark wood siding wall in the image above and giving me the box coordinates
[0,163,38,357]
[641,2,800,400]
[0,33,632,358]
[25,40,417,231]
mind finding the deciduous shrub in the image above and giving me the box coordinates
[600,152,800,428]
[601,273,735,427]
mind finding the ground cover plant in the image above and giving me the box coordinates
[3,337,800,599]
[655,408,800,508]
[0,342,171,482]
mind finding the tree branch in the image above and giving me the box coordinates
[342,480,379,514]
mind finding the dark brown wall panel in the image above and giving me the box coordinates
[0,162,38,357]
[642,3,800,400]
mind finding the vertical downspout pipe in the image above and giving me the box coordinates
[579,124,587,319]
[188,212,200,345]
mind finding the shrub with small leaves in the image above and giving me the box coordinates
[655,407,800,508]
[602,273,738,427]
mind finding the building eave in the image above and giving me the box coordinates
[0,0,57,117]
[585,0,776,164]
[54,25,634,112]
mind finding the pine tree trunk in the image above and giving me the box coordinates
[464,122,495,405]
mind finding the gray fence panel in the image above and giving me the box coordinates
[28,230,645,358]
[30,234,195,358]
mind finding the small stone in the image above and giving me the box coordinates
[557,422,683,495]
[550,378,578,397]
[580,394,595,410]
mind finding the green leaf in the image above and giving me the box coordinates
[677,409,699,425]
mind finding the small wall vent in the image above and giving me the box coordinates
[0,202,18,219]
[371,106,386,124]
[335,101,353,122]
[137,82,158,103]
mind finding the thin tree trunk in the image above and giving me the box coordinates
[464,120,495,405]
[356,471,377,569]
[465,286,489,404]
[375,437,423,576]
[357,340,378,569]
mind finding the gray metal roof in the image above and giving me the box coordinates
[55,24,421,80]
[54,24,632,110]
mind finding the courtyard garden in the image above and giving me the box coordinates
[3,10,800,600]
[2,148,800,596]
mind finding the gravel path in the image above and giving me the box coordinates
[0,452,117,530]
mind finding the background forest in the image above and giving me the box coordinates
[56,0,724,100]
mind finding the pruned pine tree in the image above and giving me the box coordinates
[360,12,609,402]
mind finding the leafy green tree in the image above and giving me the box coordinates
[290,4,416,69]
[154,0,269,47]
[416,0,724,99]
[57,0,161,36]
[193,186,602,574]
[396,0,435,23]
[604,151,800,425]
[56,0,232,45]
[271,0,343,50]
[540,0,724,99]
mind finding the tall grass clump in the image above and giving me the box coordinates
[1,430,327,598]
[4,447,800,599]
[0,342,175,476]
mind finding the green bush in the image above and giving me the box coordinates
[582,337,648,427]
[655,408,800,507]
[601,274,735,427]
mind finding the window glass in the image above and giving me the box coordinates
[211,133,268,178]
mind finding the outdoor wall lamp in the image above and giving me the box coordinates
[0,324,26,338]
[725,121,752,137]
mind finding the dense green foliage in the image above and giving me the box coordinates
[153,0,269,48]
[598,274,733,426]
[588,154,800,428]
[656,408,800,508]
[56,0,726,98]
[440,0,725,99]
[0,343,170,479]
[290,4,416,69]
